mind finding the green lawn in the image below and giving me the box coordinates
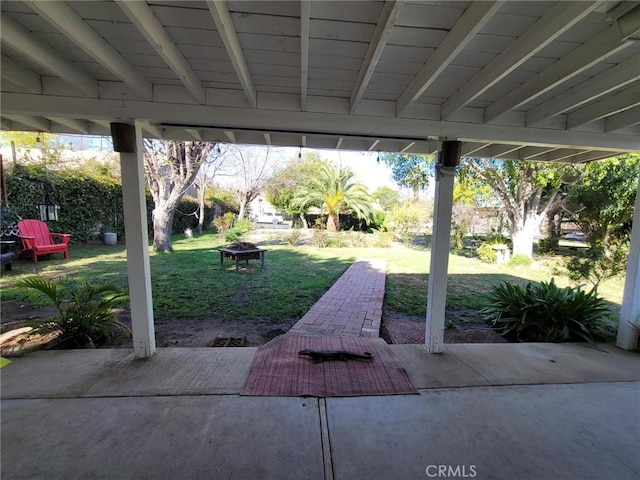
[0,232,625,323]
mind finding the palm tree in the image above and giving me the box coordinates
[292,163,373,232]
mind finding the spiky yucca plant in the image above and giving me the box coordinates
[482,279,615,343]
[17,277,130,348]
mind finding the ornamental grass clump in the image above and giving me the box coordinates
[482,279,615,344]
[17,277,129,349]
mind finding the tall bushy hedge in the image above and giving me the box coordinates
[5,164,228,243]
[6,164,124,243]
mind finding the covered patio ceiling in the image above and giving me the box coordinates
[1,0,639,161]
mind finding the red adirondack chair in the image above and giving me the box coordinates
[17,219,71,263]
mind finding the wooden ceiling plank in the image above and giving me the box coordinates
[1,15,98,96]
[206,0,257,108]
[224,130,237,143]
[400,141,416,153]
[567,84,640,129]
[185,128,203,141]
[527,53,640,126]
[605,106,640,132]
[3,114,50,132]
[396,1,502,117]
[27,1,151,100]
[116,0,205,104]
[441,1,599,120]
[300,0,310,112]
[1,54,41,93]
[139,120,163,139]
[518,146,557,160]
[461,142,491,156]
[350,1,404,114]
[48,117,90,134]
[486,25,633,122]
[490,144,523,157]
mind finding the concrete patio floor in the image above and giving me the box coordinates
[1,342,639,480]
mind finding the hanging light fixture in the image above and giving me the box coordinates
[36,132,41,144]
[298,146,302,159]
[37,183,59,222]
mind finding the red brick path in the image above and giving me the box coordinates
[288,258,386,338]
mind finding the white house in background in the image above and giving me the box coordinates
[249,196,278,218]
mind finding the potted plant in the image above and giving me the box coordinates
[103,213,118,246]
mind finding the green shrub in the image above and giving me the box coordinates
[477,243,497,263]
[16,277,129,348]
[452,220,469,250]
[537,236,559,254]
[373,231,395,248]
[564,244,628,292]
[327,235,348,248]
[347,231,370,248]
[312,229,329,248]
[508,254,532,267]
[282,230,302,246]
[485,233,510,245]
[234,217,254,233]
[213,212,235,236]
[225,226,244,241]
[482,279,615,343]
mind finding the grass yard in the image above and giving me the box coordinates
[0,231,626,346]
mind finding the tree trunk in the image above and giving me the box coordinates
[197,185,205,234]
[327,213,339,232]
[238,199,248,221]
[511,220,535,258]
[152,206,175,252]
[299,212,308,229]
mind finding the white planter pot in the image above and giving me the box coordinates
[104,232,117,245]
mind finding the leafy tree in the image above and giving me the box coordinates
[144,140,221,252]
[564,154,639,246]
[563,243,629,293]
[292,163,373,232]
[372,186,400,211]
[453,177,494,206]
[265,152,327,227]
[384,200,430,244]
[460,158,567,258]
[379,153,435,201]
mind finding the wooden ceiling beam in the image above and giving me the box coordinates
[0,15,98,96]
[567,84,640,129]
[350,1,404,114]
[0,54,41,93]
[396,1,502,117]
[27,1,151,100]
[441,1,599,119]
[206,0,257,108]
[117,0,205,104]
[526,53,640,126]
[486,25,633,122]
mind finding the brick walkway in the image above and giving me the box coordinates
[288,258,386,338]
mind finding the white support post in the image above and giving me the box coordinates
[616,172,640,350]
[425,143,459,353]
[112,121,156,359]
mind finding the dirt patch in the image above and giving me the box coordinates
[381,306,506,344]
[0,299,298,355]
